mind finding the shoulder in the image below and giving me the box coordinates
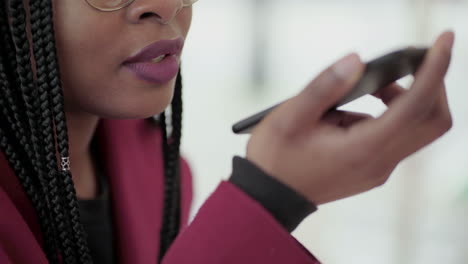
[0,151,44,249]
[0,182,47,263]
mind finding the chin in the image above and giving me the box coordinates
[70,95,171,120]
[96,103,171,119]
[63,78,175,119]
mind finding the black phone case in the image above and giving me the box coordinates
[232,47,428,134]
[334,48,427,107]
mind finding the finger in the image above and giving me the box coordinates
[340,112,374,127]
[372,83,406,106]
[363,31,454,143]
[323,110,373,128]
[381,86,451,160]
[411,32,454,99]
[278,54,365,133]
[438,83,452,119]
[382,31,454,124]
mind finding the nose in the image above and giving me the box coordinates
[125,0,184,25]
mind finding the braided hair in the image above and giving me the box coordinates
[0,0,183,263]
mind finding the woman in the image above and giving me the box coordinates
[0,0,454,263]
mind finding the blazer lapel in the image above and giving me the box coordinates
[95,119,165,264]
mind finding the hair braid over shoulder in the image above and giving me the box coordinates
[158,70,183,260]
[30,0,92,262]
[0,1,60,262]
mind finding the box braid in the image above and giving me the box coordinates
[32,0,95,262]
[0,0,61,262]
[0,31,58,263]
[30,0,94,263]
[157,70,183,261]
[1,0,184,263]
[5,0,84,263]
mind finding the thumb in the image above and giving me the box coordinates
[280,54,364,132]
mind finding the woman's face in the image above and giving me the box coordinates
[53,0,193,119]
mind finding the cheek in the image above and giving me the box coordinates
[179,8,193,37]
[52,2,177,119]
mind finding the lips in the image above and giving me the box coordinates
[123,37,184,83]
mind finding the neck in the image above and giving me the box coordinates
[64,111,100,199]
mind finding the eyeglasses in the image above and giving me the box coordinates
[85,0,198,12]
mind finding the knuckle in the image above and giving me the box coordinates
[438,113,453,132]
[430,110,453,135]
[409,103,429,120]
[306,69,345,102]
[374,175,390,187]
[305,83,332,105]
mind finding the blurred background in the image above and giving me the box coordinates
[179,0,468,263]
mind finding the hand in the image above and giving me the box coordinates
[246,31,454,205]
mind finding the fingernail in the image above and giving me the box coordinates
[332,54,362,82]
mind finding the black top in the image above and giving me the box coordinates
[77,155,316,264]
[77,160,115,264]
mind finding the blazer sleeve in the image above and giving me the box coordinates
[162,181,321,264]
[0,189,48,264]
[0,247,12,264]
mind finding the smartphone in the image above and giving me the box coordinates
[232,47,428,134]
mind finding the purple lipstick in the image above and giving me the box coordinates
[124,37,184,84]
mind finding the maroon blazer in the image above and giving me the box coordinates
[0,119,320,263]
